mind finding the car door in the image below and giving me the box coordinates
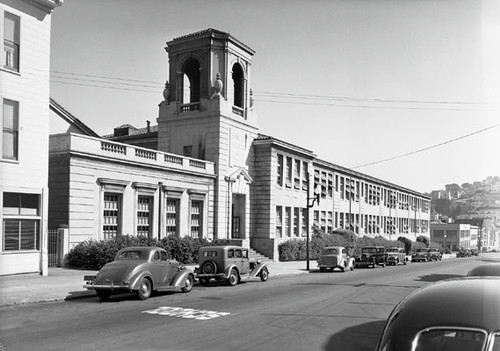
[149,249,172,287]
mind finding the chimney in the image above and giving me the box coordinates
[146,120,151,133]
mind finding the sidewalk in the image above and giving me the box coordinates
[0,260,310,307]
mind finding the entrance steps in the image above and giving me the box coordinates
[249,248,271,262]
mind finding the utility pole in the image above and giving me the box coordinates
[306,172,320,271]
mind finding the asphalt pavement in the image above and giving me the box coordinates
[0,260,310,307]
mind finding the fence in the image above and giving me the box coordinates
[48,228,62,267]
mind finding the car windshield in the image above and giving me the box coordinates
[415,328,487,351]
[323,248,338,255]
[362,248,377,254]
[386,249,399,253]
[492,333,500,351]
[118,250,143,259]
[417,249,427,253]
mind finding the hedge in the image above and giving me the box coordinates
[66,235,232,270]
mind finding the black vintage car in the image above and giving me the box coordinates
[354,246,386,268]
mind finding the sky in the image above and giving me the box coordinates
[49,0,500,194]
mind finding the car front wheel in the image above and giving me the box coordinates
[260,267,269,282]
[227,269,239,286]
[137,278,152,300]
[181,275,194,293]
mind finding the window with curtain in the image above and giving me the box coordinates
[4,12,20,72]
[2,193,40,251]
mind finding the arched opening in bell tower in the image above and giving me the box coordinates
[181,58,201,104]
[232,63,245,109]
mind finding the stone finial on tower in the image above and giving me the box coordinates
[212,73,223,99]
[163,81,170,104]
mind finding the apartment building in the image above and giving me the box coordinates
[0,0,61,275]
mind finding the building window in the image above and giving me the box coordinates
[294,159,301,189]
[293,207,300,237]
[327,211,333,234]
[166,199,179,236]
[285,157,292,187]
[4,12,20,72]
[137,196,152,236]
[284,207,291,237]
[340,177,345,200]
[339,212,344,229]
[2,193,40,251]
[302,161,308,191]
[276,206,282,238]
[277,154,283,186]
[2,99,19,160]
[301,208,307,237]
[190,200,203,238]
[103,193,121,239]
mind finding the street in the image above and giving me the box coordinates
[1,255,497,351]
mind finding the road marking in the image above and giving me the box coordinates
[142,306,230,320]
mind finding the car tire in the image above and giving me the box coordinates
[137,278,152,300]
[201,260,217,275]
[260,267,269,282]
[403,259,407,265]
[181,274,194,293]
[199,277,210,286]
[319,267,326,272]
[227,268,239,286]
[96,289,111,301]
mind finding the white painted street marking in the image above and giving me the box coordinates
[142,306,230,320]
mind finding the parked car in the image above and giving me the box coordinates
[385,247,407,266]
[471,248,479,256]
[354,246,386,268]
[195,246,269,286]
[411,248,430,262]
[427,248,442,261]
[83,246,195,301]
[467,263,500,277]
[317,246,354,272]
[376,278,500,351]
[456,248,471,258]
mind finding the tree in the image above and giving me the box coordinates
[397,236,412,255]
[416,235,429,247]
[332,229,358,257]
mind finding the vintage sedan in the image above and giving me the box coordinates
[317,246,354,272]
[376,278,500,351]
[195,245,269,286]
[385,247,407,266]
[411,248,430,262]
[427,248,442,261]
[83,246,195,301]
[354,246,386,268]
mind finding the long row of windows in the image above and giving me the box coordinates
[275,154,429,213]
[101,191,203,239]
[313,210,429,235]
[2,192,40,252]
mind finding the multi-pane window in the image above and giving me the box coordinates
[285,157,292,187]
[301,161,308,190]
[137,196,152,236]
[277,154,283,186]
[190,200,202,238]
[2,99,19,160]
[340,177,345,200]
[320,211,326,232]
[339,212,344,228]
[103,193,121,239]
[284,207,291,237]
[327,211,333,234]
[2,193,40,251]
[166,199,179,236]
[293,207,300,237]
[276,206,282,238]
[301,208,307,237]
[294,159,301,189]
[4,12,20,72]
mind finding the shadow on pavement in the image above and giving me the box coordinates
[323,320,386,351]
[415,273,463,282]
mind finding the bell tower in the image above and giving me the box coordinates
[157,29,258,243]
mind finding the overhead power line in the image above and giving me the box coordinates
[351,124,500,169]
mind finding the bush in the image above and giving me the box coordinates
[66,235,235,270]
